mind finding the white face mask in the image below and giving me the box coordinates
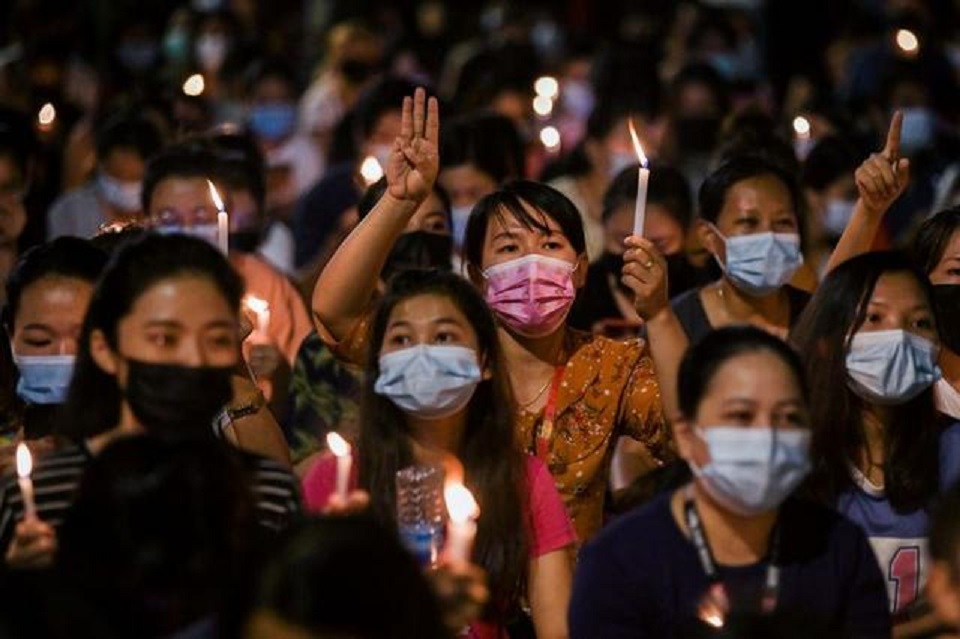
[450,204,474,250]
[374,344,482,419]
[155,223,220,248]
[846,329,941,405]
[689,426,812,516]
[98,173,142,212]
[713,228,804,296]
[822,198,855,237]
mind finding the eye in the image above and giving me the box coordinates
[388,333,411,347]
[774,218,797,231]
[864,312,883,325]
[723,410,753,425]
[496,243,519,254]
[434,330,461,344]
[913,316,935,330]
[543,240,564,250]
[735,218,759,230]
[148,332,177,348]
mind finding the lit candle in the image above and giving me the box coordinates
[359,156,384,186]
[326,432,352,502]
[627,119,650,237]
[443,481,479,563]
[243,295,271,343]
[208,179,229,255]
[15,443,36,521]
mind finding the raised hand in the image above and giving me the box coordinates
[386,87,440,204]
[622,236,669,322]
[855,111,911,218]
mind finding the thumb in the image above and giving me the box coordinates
[896,158,911,185]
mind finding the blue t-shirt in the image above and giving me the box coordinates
[569,491,890,638]
[836,420,960,615]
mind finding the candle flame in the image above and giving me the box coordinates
[207,180,225,213]
[244,294,269,314]
[628,119,648,168]
[38,103,56,126]
[359,156,384,185]
[16,443,32,479]
[326,432,351,458]
[444,481,479,524]
[183,73,205,96]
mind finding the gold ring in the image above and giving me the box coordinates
[645,261,654,268]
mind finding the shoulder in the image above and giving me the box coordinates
[670,287,708,340]
[583,492,677,563]
[780,497,873,556]
[569,330,647,365]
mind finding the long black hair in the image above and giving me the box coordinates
[790,251,941,512]
[59,234,244,440]
[357,268,527,621]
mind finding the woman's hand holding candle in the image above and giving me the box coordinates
[621,236,669,322]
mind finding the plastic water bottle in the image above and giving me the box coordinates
[396,464,445,567]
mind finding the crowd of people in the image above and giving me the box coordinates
[3,0,960,637]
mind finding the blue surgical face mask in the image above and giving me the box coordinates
[98,172,142,212]
[823,198,856,237]
[899,107,935,154]
[713,227,804,297]
[248,103,297,143]
[846,329,940,405]
[450,204,474,251]
[374,344,482,419]
[14,354,76,405]
[155,223,219,248]
[689,426,811,516]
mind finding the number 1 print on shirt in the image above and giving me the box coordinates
[889,546,921,612]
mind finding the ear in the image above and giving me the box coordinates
[478,351,493,381]
[672,415,695,462]
[696,219,723,261]
[89,329,119,376]
[572,253,589,288]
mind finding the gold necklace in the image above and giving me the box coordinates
[517,375,554,409]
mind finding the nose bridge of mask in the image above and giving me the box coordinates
[483,253,574,280]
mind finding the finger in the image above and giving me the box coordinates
[413,88,426,139]
[896,158,911,189]
[861,165,886,197]
[425,96,440,146]
[883,110,902,162]
[873,160,898,197]
[400,96,413,142]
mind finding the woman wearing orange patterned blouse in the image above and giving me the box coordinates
[312,88,673,541]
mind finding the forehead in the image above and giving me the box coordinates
[867,271,928,305]
[487,202,564,238]
[721,175,794,213]
[387,293,469,326]
[149,177,213,215]
[702,350,801,402]
[128,275,233,321]
[937,229,960,263]
[16,276,93,321]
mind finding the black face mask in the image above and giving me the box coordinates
[674,116,721,155]
[382,232,453,282]
[124,359,233,438]
[229,230,262,254]
[933,285,960,353]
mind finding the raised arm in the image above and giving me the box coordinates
[825,111,910,273]
[310,88,440,342]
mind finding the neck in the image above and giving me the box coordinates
[687,482,778,565]
[498,325,566,369]
[86,402,144,455]
[718,277,789,322]
[941,347,960,389]
[406,410,467,460]
[858,405,889,472]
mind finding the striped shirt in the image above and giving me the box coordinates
[0,441,302,552]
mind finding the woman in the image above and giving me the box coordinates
[1,238,108,442]
[313,88,672,541]
[569,326,890,637]
[791,251,960,635]
[303,269,574,638]
[0,234,301,568]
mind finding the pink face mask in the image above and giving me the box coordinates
[483,254,576,337]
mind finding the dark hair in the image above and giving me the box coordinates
[464,180,587,268]
[248,516,447,638]
[914,207,960,274]
[931,480,960,578]
[58,436,257,638]
[715,111,801,178]
[59,234,244,439]
[801,136,860,192]
[678,325,808,420]
[206,130,267,215]
[141,140,222,212]
[790,251,940,512]
[2,237,108,333]
[358,269,527,621]
[440,112,525,183]
[94,110,165,164]
[604,163,693,229]
[668,63,731,116]
[698,154,802,226]
[0,106,37,178]
[357,176,451,224]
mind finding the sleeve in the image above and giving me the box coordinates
[525,457,576,557]
[569,539,648,639]
[939,421,960,491]
[301,454,339,513]
[842,522,894,638]
[617,344,673,465]
[315,302,375,367]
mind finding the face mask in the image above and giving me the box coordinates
[706,52,742,80]
[689,426,812,516]
[163,28,190,64]
[155,224,220,248]
[484,254,577,337]
[450,204,473,250]
[382,231,453,281]
[195,33,229,72]
[933,285,960,354]
[248,103,297,144]
[822,198,856,237]
[846,329,940,405]
[899,107,935,154]
[123,358,233,437]
[13,354,75,405]
[117,42,159,72]
[98,173,142,212]
[713,228,804,297]
[374,345,482,419]
[607,150,637,180]
[562,79,595,120]
[674,116,720,154]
